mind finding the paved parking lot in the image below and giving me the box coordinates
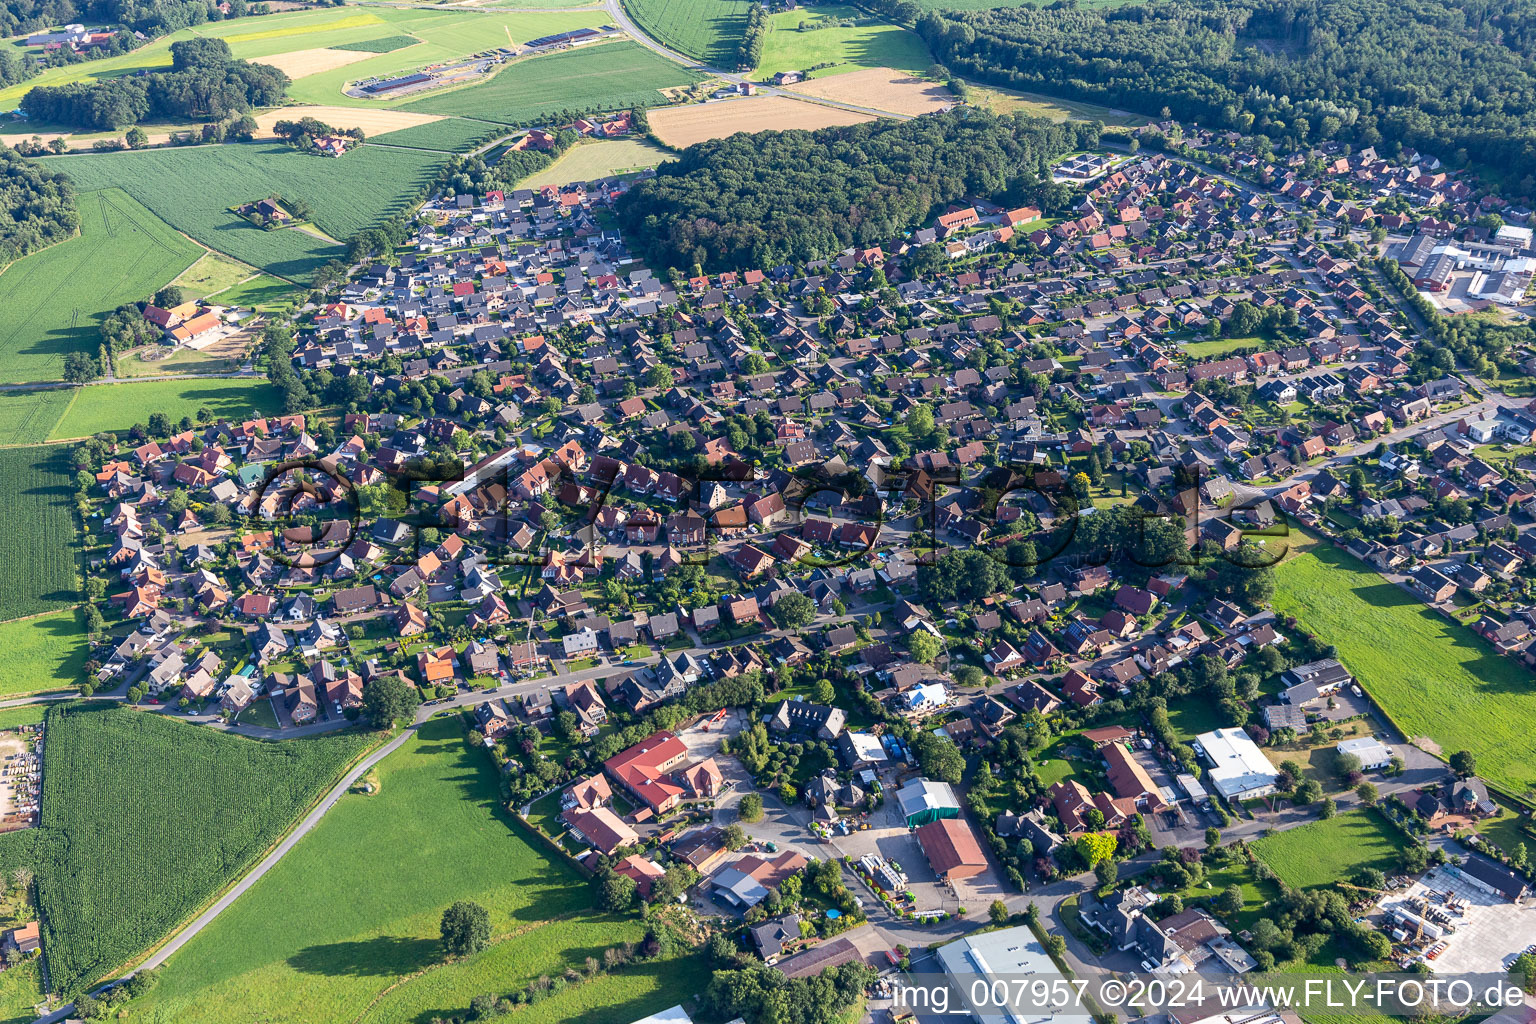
[1381,866,1536,974]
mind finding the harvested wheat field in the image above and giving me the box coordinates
[253,106,442,137]
[650,96,873,147]
[786,67,953,117]
[254,47,379,79]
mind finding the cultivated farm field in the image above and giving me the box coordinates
[784,66,953,115]
[754,5,931,79]
[0,188,200,385]
[0,390,73,446]
[520,138,668,185]
[0,612,88,695]
[1252,810,1409,889]
[46,144,446,281]
[132,716,703,1023]
[623,0,756,66]
[0,446,79,622]
[404,41,703,124]
[649,95,873,147]
[47,379,283,440]
[31,705,374,995]
[1273,530,1536,793]
[372,116,504,152]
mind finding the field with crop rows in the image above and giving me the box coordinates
[47,379,283,440]
[623,0,755,65]
[0,390,73,446]
[403,42,703,124]
[0,612,88,695]
[331,35,419,53]
[131,716,703,1023]
[373,116,504,152]
[1274,530,1536,794]
[0,188,200,385]
[46,144,446,280]
[33,705,373,995]
[0,446,79,622]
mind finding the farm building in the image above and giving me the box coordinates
[897,777,961,827]
[915,817,987,881]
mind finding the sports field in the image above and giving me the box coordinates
[47,379,283,440]
[1252,810,1409,889]
[1274,530,1536,793]
[402,41,703,124]
[0,445,80,622]
[0,611,88,695]
[0,188,200,385]
[132,716,704,1023]
[520,138,668,185]
[649,95,873,147]
[47,143,446,280]
[754,4,930,79]
[623,0,755,66]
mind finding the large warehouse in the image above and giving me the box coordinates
[897,777,962,827]
[1194,728,1279,801]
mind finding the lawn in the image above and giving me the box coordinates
[0,446,80,622]
[0,188,201,385]
[1252,810,1410,890]
[46,143,447,281]
[0,958,43,1024]
[0,612,88,695]
[31,704,374,994]
[1182,334,1266,359]
[237,699,281,730]
[0,389,73,446]
[47,379,284,440]
[623,0,755,66]
[520,139,669,186]
[754,5,930,78]
[208,273,296,312]
[170,252,258,301]
[131,716,698,1023]
[1165,694,1232,738]
[1174,860,1280,934]
[403,42,704,124]
[1273,529,1536,793]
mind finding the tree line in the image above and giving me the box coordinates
[902,0,1536,190]
[0,143,77,265]
[615,108,1097,272]
[1,0,260,39]
[21,36,287,130]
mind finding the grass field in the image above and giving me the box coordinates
[0,958,42,1024]
[47,379,283,440]
[1252,810,1409,889]
[1274,530,1536,794]
[623,0,755,66]
[0,188,201,385]
[0,446,79,622]
[171,252,257,301]
[373,115,504,152]
[403,41,703,124]
[755,5,930,79]
[1182,334,1265,359]
[0,390,73,446]
[970,83,1149,127]
[47,143,446,281]
[520,138,668,185]
[281,7,615,108]
[0,612,88,695]
[649,94,872,146]
[132,716,703,1023]
[32,704,374,994]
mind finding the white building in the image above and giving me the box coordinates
[935,924,1095,1024]
[1194,728,1278,801]
[1337,736,1393,770]
[562,627,599,658]
[906,681,948,712]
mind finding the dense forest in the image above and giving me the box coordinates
[616,108,1096,271]
[904,0,1536,189]
[20,36,287,130]
[0,0,253,38]
[0,143,77,264]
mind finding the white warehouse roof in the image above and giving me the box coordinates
[1195,728,1278,800]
